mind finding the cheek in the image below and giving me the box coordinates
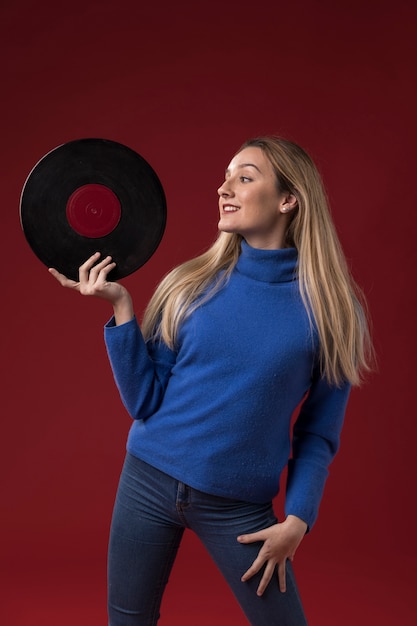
[255,190,280,217]
[245,189,268,208]
[242,186,280,219]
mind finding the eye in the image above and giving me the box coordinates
[240,176,252,183]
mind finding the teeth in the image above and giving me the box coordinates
[224,206,240,212]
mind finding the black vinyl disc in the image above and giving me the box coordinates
[20,138,167,281]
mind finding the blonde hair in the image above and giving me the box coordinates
[142,136,373,387]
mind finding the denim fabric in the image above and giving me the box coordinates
[108,453,308,626]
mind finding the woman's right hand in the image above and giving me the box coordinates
[49,252,134,325]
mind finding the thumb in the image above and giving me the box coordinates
[48,267,80,290]
[237,530,264,544]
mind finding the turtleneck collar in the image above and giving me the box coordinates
[236,240,298,284]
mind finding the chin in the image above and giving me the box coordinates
[218,219,237,234]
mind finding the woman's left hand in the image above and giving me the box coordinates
[237,515,308,596]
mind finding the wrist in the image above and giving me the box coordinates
[285,515,308,534]
[113,293,134,325]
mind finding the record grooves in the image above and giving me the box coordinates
[20,138,167,281]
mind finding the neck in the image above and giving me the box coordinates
[237,240,298,283]
[240,224,289,250]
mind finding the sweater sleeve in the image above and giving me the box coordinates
[285,368,350,530]
[104,316,177,420]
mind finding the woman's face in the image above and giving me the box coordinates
[217,147,293,249]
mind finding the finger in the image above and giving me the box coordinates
[84,255,115,284]
[241,553,266,582]
[78,252,102,283]
[256,561,276,597]
[278,559,287,593]
[48,267,79,290]
[96,258,117,279]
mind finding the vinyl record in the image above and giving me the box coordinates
[20,138,167,281]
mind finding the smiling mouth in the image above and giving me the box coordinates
[223,205,240,213]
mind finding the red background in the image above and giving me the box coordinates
[1,1,416,624]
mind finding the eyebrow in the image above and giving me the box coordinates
[225,163,262,175]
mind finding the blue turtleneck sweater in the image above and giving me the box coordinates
[104,241,350,529]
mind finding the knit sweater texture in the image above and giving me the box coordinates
[104,241,350,530]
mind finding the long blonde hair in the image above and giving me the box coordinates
[142,136,373,386]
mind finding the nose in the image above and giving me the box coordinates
[217,179,233,197]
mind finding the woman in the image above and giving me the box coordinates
[50,136,372,625]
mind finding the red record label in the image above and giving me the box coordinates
[66,183,121,238]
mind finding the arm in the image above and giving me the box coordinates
[50,253,176,419]
[104,316,176,420]
[285,370,351,530]
[238,369,350,596]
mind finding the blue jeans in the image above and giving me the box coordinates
[108,453,307,625]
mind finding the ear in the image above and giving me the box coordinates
[279,193,298,214]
